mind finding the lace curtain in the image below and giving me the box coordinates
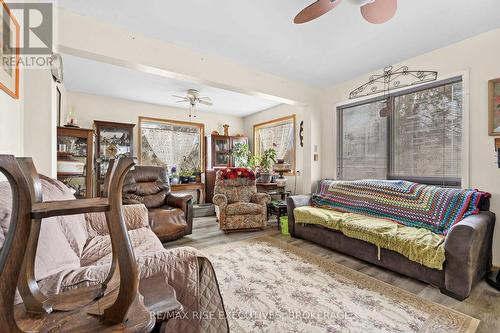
[257,122,294,160]
[141,126,201,171]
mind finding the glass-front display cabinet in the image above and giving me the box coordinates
[206,134,248,168]
[94,121,135,196]
[56,127,94,199]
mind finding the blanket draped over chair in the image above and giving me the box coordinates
[312,180,488,235]
[0,177,228,333]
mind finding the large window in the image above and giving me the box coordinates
[254,115,296,173]
[139,117,205,172]
[337,78,463,187]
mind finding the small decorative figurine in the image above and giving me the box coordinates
[223,124,229,136]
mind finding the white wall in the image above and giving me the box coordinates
[0,81,23,156]
[23,68,57,177]
[320,28,500,266]
[66,91,245,156]
[243,104,305,194]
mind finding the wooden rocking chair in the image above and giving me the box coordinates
[0,156,167,332]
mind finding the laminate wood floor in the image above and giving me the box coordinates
[164,216,500,333]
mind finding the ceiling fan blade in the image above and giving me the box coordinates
[172,95,188,99]
[360,0,397,24]
[294,0,343,24]
[198,99,213,106]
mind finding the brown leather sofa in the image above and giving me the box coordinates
[287,193,495,300]
[122,166,193,242]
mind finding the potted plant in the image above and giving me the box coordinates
[231,142,252,168]
[179,169,193,184]
[170,166,179,185]
[258,147,277,184]
[192,168,202,183]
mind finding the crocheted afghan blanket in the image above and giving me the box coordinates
[312,180,487,235]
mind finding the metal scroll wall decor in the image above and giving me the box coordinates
[349,65,438,100]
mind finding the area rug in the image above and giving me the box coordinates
[204,236,479,333]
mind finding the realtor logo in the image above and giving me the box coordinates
[6,2,53,55]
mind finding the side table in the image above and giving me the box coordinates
[267,201,288,231]
[170,183,205,204]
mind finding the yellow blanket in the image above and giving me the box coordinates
[294,206,445,270]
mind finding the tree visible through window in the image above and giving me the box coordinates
[338,78,463,187]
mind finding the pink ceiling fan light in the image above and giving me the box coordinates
[360,0,398,24]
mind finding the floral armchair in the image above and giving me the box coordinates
[213,168,271,232]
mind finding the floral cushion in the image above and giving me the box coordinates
[226,202,263,216]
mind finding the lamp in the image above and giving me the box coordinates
[273,159,291,188]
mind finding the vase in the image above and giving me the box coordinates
[260,172,272,184]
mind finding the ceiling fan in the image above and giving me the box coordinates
[294,0,398,25]
[173,89,213,119]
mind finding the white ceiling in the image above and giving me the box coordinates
[63,54,282,117]
[58,0,500,87]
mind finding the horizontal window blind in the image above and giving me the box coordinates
[337,78,463,187]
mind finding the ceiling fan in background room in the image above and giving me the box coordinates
[173,89,213,120]
[294,0,398,24]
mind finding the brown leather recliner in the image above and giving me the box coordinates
[122,166,193,242]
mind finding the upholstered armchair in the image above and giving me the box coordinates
[122,166,193,242]
[213,168,271,232]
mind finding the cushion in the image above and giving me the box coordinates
[226,202,263,216]
[0,178,83,281]
[85,204,150,238]
[294,206,446,270]
[81,228,165,267]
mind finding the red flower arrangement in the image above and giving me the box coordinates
[219,168,255,180]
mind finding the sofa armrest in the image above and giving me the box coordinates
[443,211,495,299]
[251,193,271,206]
[213,194,228,208]
[286,195,312,236]
[166,193,194,235]
[85,204,150,236]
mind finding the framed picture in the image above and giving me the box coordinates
[489,78,500,136]
[0,0,20,99]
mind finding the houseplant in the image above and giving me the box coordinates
[179,169,193,184]
[231,142,252,168]
[257,147,277,183]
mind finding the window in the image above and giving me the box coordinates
[338,78,463,187]
[139,117,204,172]
[253,115,296,173]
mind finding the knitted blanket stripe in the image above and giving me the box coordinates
[312,180,484,235]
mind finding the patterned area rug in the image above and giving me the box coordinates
[204,236,479,333]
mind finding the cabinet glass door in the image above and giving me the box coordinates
[230,137,248,167]
[213,137,231,167]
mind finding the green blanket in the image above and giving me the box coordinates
[294,206,445,270]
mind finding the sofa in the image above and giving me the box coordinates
[122,166,193,242]
[287,179,495,300]
[0,176,228,333]
[213,168,270,232]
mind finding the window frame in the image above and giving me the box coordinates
[253,114,296,176]
[138,116,205,172]
[337,76,464,187]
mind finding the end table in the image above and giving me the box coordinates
[267,201,288,231]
